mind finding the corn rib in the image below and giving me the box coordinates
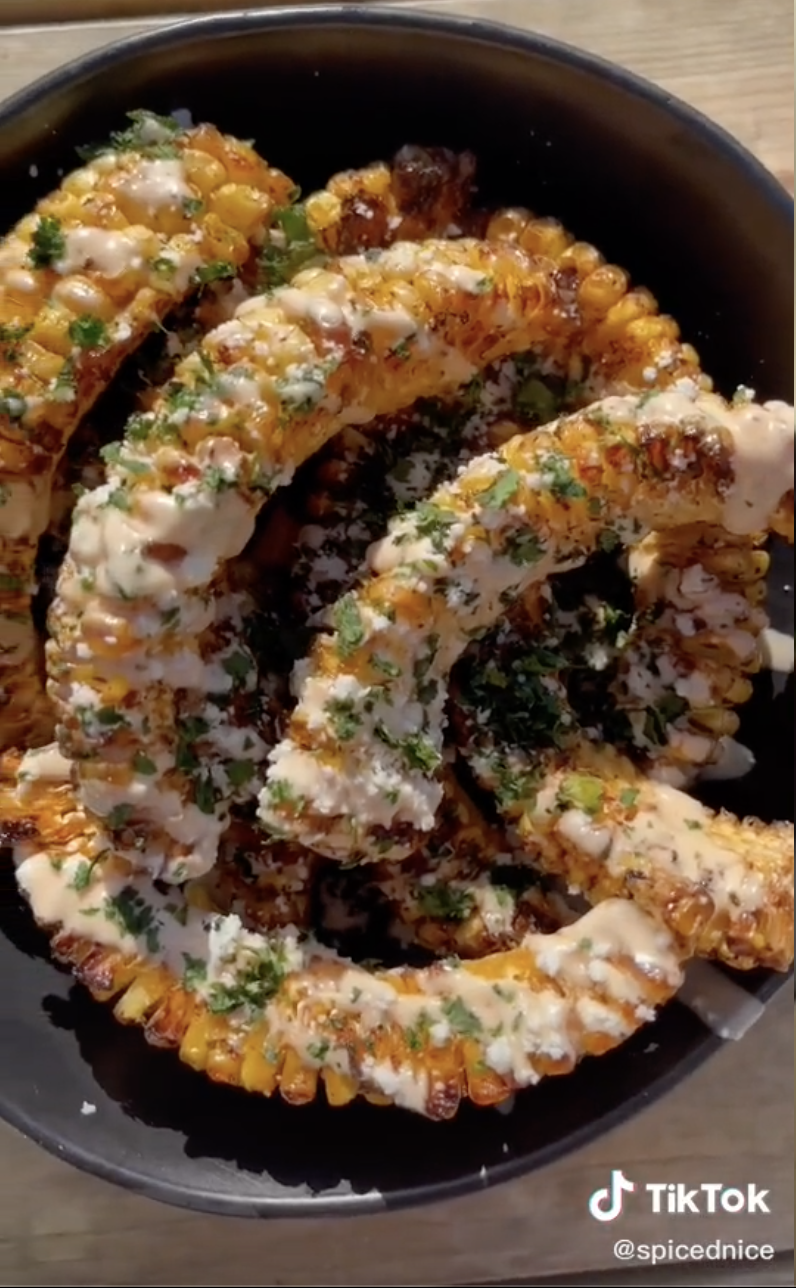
[610,525,771,782]
[0,110,293,750]
[44,237,569,881]
[259,388,794,861]
[465,733,793,971]
[4,788,683,1118]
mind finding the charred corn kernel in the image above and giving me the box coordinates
[304,144,477,257]
[262,387,794,862]
[0,110,293,751]
[323,1069,358,1107]
[240,1029,281,1095]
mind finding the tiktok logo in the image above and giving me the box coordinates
[588,1169,636,1222]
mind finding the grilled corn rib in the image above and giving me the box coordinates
[260,387,794,861]
[464,734,793,972]
[303,145,479,257]
[0,110,293,751]
[45,237,572,882]
[4,792,682,1117]
[482,207,706,399]
[611,525,771,783]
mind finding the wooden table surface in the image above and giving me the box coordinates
[0,3,793,1286]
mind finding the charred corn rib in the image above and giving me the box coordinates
[482,208,706,400]
[611,526,770,783]
[46,238,571,881]
[6,806,682,1117]
[300,145,478,260]
[261,388,794,861]
[0,110,293,751]
[472,738,793,972]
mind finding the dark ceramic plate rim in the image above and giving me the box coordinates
[0,4,792,1219]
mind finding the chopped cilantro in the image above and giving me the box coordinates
[226,759,255,789]
[478,467,521,511]
[206,948,286,1014]
[417,883,474,922]
[150,256,178,279]
[182,953,207,990]
[412,501,458,554]
[132,752,157,776]
[374,723,442,774]
[556,773,605,816]
[106,487,131,511]
[267,778,303,809]
[307,1040,330,1062]
[515,376,559,424]
[598,529,621,554]
[258,203,321,289]
[28,215,65,268]
[644,694,689,745]
[503,529,545,566]
[95,706,129,727]
[619,787,640,810]
[106,885,160,954]
[222,651,253,685]
[78,110,183,162]
[684,818,703,831]
[371,654,402,679]
[0,323,32,362]
[333,593,365,658]
[53,358,76,402]
[70,859,97,892]
[541,453,588,501]
[441,996,482,1037]
[193,775,217,815]
[106,803,134,831]
[182,196,204,218]
[68,314,108,349]
[405,1011,432,1052]
[192,260,236,287]
[325,697,361,742]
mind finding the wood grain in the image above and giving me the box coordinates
[0,2,793,1286]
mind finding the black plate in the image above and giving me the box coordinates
[0,5,793,1219]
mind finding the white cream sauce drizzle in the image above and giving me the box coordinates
[535,778,771,913]
[56,228,147,278]
[116,159,191,212]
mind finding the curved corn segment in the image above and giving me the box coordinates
[611,525,771,782]
[45,237,569,881]
[482,207,706,400]
[0,110,294,751]
[302,145,478,259]
[5,785,682,1118]
[261,388,794,861]
[473,739,793,972]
